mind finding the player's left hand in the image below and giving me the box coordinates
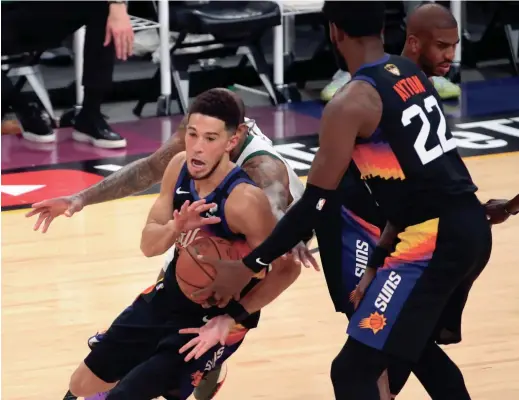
[484,199,511,225]
[190,251,254,307]
[178,315,235,361]
[350,267,377,310]
[283,241,320,271]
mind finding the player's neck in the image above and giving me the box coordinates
[401,46,415,63]
[193,160,235,198]
[343,39,385,76]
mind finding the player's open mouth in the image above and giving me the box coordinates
[191,159,205,169]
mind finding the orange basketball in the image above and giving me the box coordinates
[176,236,251,304]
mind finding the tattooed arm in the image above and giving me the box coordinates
[240,155,292,220]
[79,118,187,206]
[26,118,187,233]
[241,155,318,270]
[79,136,184,206]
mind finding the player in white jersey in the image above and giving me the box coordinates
[27,88,316,400]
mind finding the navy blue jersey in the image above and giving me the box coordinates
[163,163,263,328]
[339,164,385,231]
[349,54,477,226]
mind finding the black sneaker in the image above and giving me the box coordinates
[193,363,228,400]
[62,390,77,400]
[17,103,56,143]
[72,111,127,149]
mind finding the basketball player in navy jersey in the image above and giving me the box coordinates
[67,90,301,400]
[186,4,471,399]
[29,88,314,400]
[195,2,492,399]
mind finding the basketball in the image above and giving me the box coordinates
[176,236,251,303]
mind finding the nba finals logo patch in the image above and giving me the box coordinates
[384,64,400,76]
[359,312,387,334]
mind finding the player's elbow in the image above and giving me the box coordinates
[140,230,160,258]
[140,240,163,258]
[140,240,155,258]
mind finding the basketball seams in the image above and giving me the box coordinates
[209,237,223,259]
[185,246,215,280]
[175,273,205,290]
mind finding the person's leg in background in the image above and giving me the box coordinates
[1,72,55,142]
[1,2,56,142]
[1,1,132,147]
[71,1,127,149]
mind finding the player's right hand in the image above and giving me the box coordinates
[350,266,377,310]
[484,199,511,225]
[25,195,85,233]
[172,200,221,233]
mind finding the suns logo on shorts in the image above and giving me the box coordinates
[359,312,387,334]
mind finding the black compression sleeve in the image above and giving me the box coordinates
[243,183,339,273]
[367,246,390,269]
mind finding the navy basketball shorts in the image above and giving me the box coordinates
[340,207,382,319]
[347,195,492,362]
[84,281,247,399]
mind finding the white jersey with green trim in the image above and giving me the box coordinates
[235,133,304,205]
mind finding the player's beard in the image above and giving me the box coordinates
[190,157,222,181]
[418,53,435,77]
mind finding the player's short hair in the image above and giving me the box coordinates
[322,1,385,38]
[414,3,458,30]
[188,88,242,132]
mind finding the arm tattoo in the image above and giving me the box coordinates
[78,118,187,206]
[241,155,291,220]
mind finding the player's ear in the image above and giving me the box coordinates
[226,131,240,152]
[329,22,345,43]
[408,35,420,53]
[236,123,249,140]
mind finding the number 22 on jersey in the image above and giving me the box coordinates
[402,95,457,165]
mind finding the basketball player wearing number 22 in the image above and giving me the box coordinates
[196,3,492,399]
[67,91,301,400]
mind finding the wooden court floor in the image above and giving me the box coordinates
[3,153,519,400]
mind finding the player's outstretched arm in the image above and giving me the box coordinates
[25,119,187,233]
[241,82,381,270]
[193,81,382,304]
[225,184,302,314]
[241,155,318,270]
